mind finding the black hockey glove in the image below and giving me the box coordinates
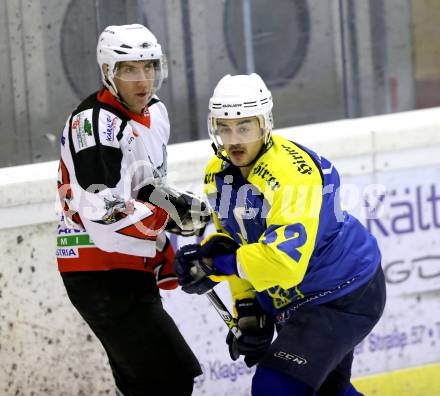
[163,189,209,237]
[149,185,210,237]
[226,298,275,367]
[173,233,239,294]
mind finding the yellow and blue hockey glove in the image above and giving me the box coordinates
[173,233,239,294]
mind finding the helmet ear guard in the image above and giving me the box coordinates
[96,24,168,99]
[207,73,274,159]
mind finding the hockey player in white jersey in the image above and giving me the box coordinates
[57,24,204,396]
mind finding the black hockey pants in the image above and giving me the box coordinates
[61,269,201,396]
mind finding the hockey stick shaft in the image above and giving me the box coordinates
[206,289,241,360]
[189,262,241,339]
[206,289,242,339]
[188,256,242,356]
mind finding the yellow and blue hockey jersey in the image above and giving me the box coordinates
[204,134,381,316]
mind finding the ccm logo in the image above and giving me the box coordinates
[274,351,307,365]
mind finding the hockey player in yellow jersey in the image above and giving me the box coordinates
[174,74,386,396]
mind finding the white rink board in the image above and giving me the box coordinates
[342,165,440,377]
[1,108,440,395]
[352,292,440,377]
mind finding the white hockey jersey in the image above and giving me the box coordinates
[57,89,171,272]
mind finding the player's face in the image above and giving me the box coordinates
[216,117,264,168]
[113,60,155,114]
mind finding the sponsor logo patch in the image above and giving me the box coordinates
[72,110,96,152]
[281,144,313,175]
[252,161,281,190]
[204,172,215,184]
[104,113,118,142]
[57,234,94,247]
[100,110,122,147]
[56,247,79,258]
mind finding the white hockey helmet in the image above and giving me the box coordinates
[208,73,273,154]
[97,24,168,98]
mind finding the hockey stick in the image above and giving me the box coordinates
[189,263,241,358]
[206,289,242,338]
[205,289,241,360]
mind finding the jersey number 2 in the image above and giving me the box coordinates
[263,223,307,262]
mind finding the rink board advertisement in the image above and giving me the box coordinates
[163,163,440,395]
[348,165,440,377]
[349,166,440,298]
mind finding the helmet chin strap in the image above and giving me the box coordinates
[211,142,231,164]
[104,76,128,105]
